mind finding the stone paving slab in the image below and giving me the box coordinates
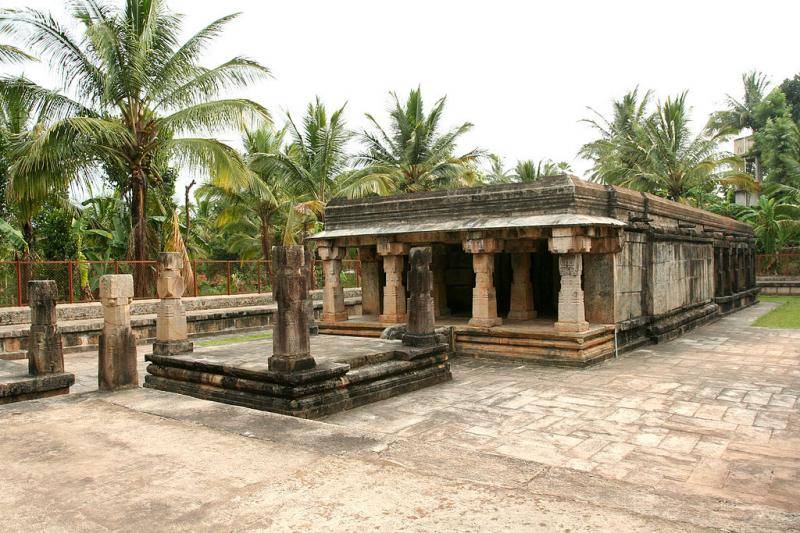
[326,302,800,512]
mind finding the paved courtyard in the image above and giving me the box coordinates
[1,302,798,530]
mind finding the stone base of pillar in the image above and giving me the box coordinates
[322,311,349,322]
[554,320,590,333]
[267,354,317,373]
[99,328,139,391]
[401,332,439,347]
[153,340,194,355]
[507,309,537,321]
[379,313,406,324]
[468,317,502,328]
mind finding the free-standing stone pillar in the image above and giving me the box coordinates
[549,227,591,333]
[27,280,65,375]
[318,241,348,322]
[98,274,138,391]
[358,246,382,317]
[464,237,502,327]
[402,247,438,346]
[432,245,449,318]
[153,252,193,355]
[269,245,315,373]
[378,241,409,324]
[508,252,536,320]
[303,248,319,335]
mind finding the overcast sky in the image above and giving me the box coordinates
[3,0,800,199]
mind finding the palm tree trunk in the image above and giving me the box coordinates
[259,210,273,260]
[131,170,149,297]
[21,219,34,294]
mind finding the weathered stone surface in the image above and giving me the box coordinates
[318,243,348,322]
[507,252,536,320]
[27,281,64,375]
[402,247,438,347]
[98,275,138,391]
[303,248,319,335]
[358,247,381,316]
[467,252,501,328]
[555,253,590,332]
[269,245,315,373]
[154,252,193,355]
[378,254,406,324]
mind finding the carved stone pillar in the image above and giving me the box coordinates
[403,247,438,346]
[269,245,315,373]
[555,253,590,332]
[507,252,536,320]
[464,237,502,327]
[153,252,193,355]
[358,246,382,317]
[98,274,138,391]
[432,245,449,318]
[27,280,65,375]
[303,248,319,335]
[378,241,409,324]
[318,241,348,322]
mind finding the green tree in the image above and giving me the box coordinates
[779,74,800,124]
[739,195,800,256]
[707,71,771,136]
[756,116,800,186]
[356,88,483,193]
[512,159,572,182]
[1,0,270,293]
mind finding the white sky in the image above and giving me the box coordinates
[3,0,800,200]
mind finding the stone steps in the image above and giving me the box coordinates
[318,321,386,338]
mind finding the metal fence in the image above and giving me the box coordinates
[0,259,361,308]
[756,253,800,277]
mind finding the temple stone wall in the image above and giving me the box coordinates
[650,241,714,316]
[614,231,646,322]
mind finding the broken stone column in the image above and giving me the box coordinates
[358,246,382,317]
[464,236,502,327]
[402,247,438,347]
[508,252,536,320]
[303,248,319,335]
[432,245,450,318]
[554,253,590,332]
[98,274,138,391]
[269,245,315,373]
[377,241,409,324]
[153,252,193,355]
[318,241,348,322]
[27,280,65,375]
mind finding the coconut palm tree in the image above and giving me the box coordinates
[356,88,484,193]
[739,195,800,258]
[1,0,270,294]
[707,71,770,137]
[512,159,573,182]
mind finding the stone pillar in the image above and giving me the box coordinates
[318,241,348,322]
[463,237,502,328]
[303,248,319,335]
[432,245,449,318]
[402,247,438,346]
[507,252,536,320]
[269,245,315,373]
[378,241,409,324]
[27,280,65,375]
[555,254,590,332]
[153,252,193,355]
[549,227,591,333]
[358,247,382,317]
[98,274,138,391]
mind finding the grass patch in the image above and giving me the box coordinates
[196,330,273,347]
[753,296,800,329]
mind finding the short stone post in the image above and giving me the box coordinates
[153,252,193,355]
[303,248,319,335]
[508,252,536,320]
[463,236,502,327]
[27,280,65,375]
[358,247,382,317]
[377,241,409,324]
[98,274,138,391]
[318,241,348,322]
[402,247,438,347]
[269,245,316,373]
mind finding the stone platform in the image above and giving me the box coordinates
[320,315,617,367]
[0,359,74,405]
[144,335,451,418]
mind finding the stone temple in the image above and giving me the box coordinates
[311,175,758,366]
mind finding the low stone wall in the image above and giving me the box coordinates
[757,276,800,295]
[0,289,361,360]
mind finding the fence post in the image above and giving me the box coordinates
[257,260,262,293]
[67,261,74,304]
[15,259,23,307]
[226,261,232,295]
[114,260,119,275]
[193,259,198,297]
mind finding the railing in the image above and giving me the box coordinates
[0,259,361,308]
[756,253,800,277]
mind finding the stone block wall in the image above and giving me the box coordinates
[614,231,646,322]
[650,241,714,316]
